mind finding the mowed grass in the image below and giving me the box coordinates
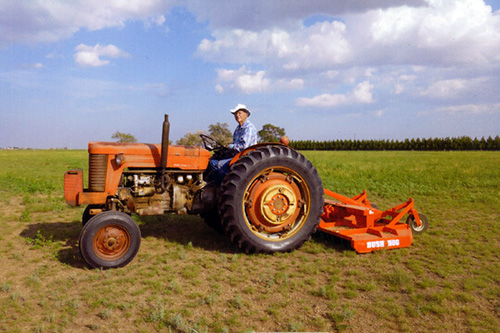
[0,149,499,332]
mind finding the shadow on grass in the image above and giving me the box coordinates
[311,231,353,252]
[19,214,238,269]
[20,220,86,269]
[137,214,238,254]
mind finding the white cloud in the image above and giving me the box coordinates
[20,63,44,69]
[198,21,352,70]
[353,81,374,103]
[186,0,426,30]
[296,80,374,108]
[216,66,303,94]
[357,0,500,66]
[420,77,489,99]
[216,67,269,93]
[74,44,130,67]
[435,103,500,115]
[196,0,500,88]
[0,0,174,47]
[420,79,468,99]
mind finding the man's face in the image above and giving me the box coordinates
[234,110,248,125]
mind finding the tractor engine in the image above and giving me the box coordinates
[115,170,215,216]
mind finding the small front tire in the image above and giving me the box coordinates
[79,211,141,269]
[407,213,429,234]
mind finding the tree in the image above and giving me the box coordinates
[112,131,137,143]
[176,130,204,146]
[258,124,286,143]
[208,122,232,146]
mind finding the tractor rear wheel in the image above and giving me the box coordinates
[220,145,324,253]
[79,211,141,269]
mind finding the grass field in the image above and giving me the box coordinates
[0,149,499,332]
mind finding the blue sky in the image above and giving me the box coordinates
[1,0,499,148]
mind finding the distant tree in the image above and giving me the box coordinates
[112,131,137,143]
[258,124,286,143]
[176,130,204,146]
[208,122,232,146]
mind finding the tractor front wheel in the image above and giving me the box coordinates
[220,145,324,253]
[79,211,141,269]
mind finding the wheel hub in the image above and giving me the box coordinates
[245,172,303,233]
[261,185,297,224]
[93,225,130,260]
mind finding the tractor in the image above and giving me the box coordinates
[64,115,428,269]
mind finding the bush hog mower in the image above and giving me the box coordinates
[64,115,428,269]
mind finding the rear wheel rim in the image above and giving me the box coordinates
[243,167,310,241]
[92,224,131,261]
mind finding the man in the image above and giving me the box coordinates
[209,104,258,183]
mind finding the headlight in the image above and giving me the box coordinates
[115,153,125,166]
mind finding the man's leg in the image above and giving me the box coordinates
[208,158,232,184]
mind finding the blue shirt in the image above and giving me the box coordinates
[228,119,258,152]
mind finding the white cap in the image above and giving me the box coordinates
[230,103,251,116]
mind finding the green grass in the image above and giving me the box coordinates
[0,149,499,331]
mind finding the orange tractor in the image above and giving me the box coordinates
[64,115,428,269]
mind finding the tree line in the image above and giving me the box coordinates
[290,136,500,151]
[112,128,500,151]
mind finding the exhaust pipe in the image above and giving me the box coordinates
[160,114,170,191]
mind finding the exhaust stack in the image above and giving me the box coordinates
[160,114,170,191]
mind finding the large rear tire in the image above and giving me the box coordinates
[220,145,324,253]
[79,211,141,269]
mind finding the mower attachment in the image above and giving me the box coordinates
[318,189,424,253]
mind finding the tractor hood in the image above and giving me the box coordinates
[88,142,211,170]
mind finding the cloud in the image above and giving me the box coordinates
[435,103,500,115]
[74,44,130,67]
[419,77,490,100]
[357,0,500,66]
[198,21,352,70]
[186,0,426,30]
[198,0,500,72]
[296,81,374,108]
[0,0,174,47]
[20,63,44,69]
[215,66,304,94]
[194,0,500,121]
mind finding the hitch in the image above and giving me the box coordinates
[318,189,428,253]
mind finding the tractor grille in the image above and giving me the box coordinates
[89,154,108,192]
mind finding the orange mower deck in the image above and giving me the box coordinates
[318,189,424,253]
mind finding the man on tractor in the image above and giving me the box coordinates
[208,103,257,183]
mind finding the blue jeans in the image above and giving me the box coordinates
[208,158,232,184]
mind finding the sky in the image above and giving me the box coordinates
[1,0,500,149]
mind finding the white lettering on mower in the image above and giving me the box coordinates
[387,239,400,247]
[367,240,385,249]
[367,239,400,249]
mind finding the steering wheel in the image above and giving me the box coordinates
[200,134,229,159]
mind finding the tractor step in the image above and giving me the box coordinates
[318,189,422,253]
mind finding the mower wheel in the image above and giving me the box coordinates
[82,204,104,226]
[407,213,429,234]
[220,145,324,254]
[79,211,141,269]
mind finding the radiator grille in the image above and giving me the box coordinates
[89,154,108,192]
